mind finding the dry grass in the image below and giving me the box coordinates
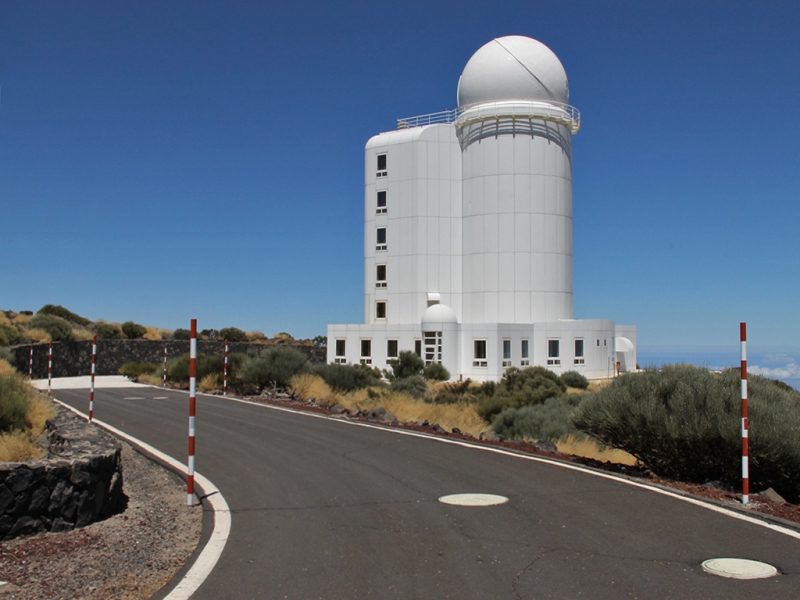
[0,431,46,461]
[27,394,55,436]
[0,359,16,377]
[138,373,164,386]
[12,313,31,325]
[0,375,54,462]
[143,326,171,341]
[198,374,220,392]
[246,330,268,343]
[289,373,337,405]
[26,328,51,343]
[72,327,95,341]
[0,312,11,327]
[555,435,638,466]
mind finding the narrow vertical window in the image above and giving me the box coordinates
[387,339,398,358]
[376,301,387,319]
[473,340,487,367]
[360,339,372,365]
[376,190,387,214]
[521,339,529,366]
[376,227,386,250]
[376,154,387,176]
[335,339,346,364]
[574,339,584,365]
[547,340,560,366]
[376,264,386,288]
[502,339,512,367]
[414,339,422,356]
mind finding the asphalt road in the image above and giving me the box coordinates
[53,387,800,599]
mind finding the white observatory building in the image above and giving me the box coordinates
[328,35,636,380]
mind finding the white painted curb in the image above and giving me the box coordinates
[52,398,230,600]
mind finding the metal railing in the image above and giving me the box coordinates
[397,109,460,129]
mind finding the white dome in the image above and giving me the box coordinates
[421,303,458,325]
[457,36,569,107]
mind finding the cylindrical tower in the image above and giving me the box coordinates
[455,36,579,324]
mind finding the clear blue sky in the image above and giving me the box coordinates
[2,2,798,361]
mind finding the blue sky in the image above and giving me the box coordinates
[1,2,798,371]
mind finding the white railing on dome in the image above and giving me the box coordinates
[397,100,580,133]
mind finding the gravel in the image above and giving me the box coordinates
[0,441,202,599]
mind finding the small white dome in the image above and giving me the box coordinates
[457,36,569,107]
[421,303,458,325]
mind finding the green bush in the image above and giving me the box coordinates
[167,354,229,384]
[571,365,800,502]
[0,373,30,434]
[119,363,159,378]
[388,351,424,379]
[313,363,382,392]
[423,362,450,381]
[121,321,147,339]
[561,370,590,390]
[0,347,15,364]
[172,328,192,340]
[92,322,124,340]
[236,347,308,392]
[0,324,25,347]
[390,374,427,399]
[219,327,248,343]
[492,394,588,441]
[476,366,566,422]
[28,314,74,342]
[37,304,90,326]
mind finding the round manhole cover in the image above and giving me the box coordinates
[701,558,778,579]
[438,493,509,506]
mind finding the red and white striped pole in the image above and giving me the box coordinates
[223,339,228,396]
[89,335,97,423]
[187,319,197,507]
[47,342,53,397]
[163,343,168,386]
[29,345,33,380]
[740,322,749,505]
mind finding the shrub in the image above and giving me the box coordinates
[390,375,427,399]
[219,327,248,343]
[273,332,294,341]
[0,324,25,346]
[198,374,220,392]
[26,328,51,343]
[492,394,589,441]
[476,367,566,422]
[172,328,192,340]
[28,314,74,342]
[236,347,308,392]
[0,348,14,365]
[167,353,228,383]
[121,321,147,339]
[0,373,31,434]
[561,370,590,390]
[424,362,450,382]
[92,321,124,340]
[37,304,90,326]
[312,363,381,392]
[119,363,159,378]
[289,373,336,405]
[571,365,800,502]
[388,351,424,379]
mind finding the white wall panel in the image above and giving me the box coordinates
[498,174,514,214]
[499,214,515,253]
[498,137,514,175]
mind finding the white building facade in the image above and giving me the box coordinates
[328,35,636,381]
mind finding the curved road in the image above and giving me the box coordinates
[53,386,800,599]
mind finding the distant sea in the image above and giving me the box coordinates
[637,346,800,391]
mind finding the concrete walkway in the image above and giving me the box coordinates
[31,375,144,390]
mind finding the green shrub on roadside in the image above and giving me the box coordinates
[477,366,566,422]
[37,304,90,326]
[172,329,192,340]
[423,362,450,382]
[313,363,382,392]
[0,373,30,434]
[92,322,124,340]
[389,374,427,399]
[492,394,589,442]
[121,321,147,339]
[28,314,74,342]
[119,363,159,378]
[0,347,14,364]
[571,365,800,501]
[561,370,590,390]
[0,325,25,347]
[219,327,248,343]
[236,347,308,392]
[387,351,424,380]
[167,354,228,383]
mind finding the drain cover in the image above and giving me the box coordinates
[701,558,778,579]
[438,493,508,506]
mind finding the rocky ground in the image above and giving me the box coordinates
[0,441,202,599]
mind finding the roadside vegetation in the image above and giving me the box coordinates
[0,358,55,462]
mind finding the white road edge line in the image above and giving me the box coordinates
[212,393,800,543]
[53,397,230,600]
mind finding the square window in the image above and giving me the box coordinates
[376,264,386,281]
[377,190,386,207]
[377,154,387,171]
[521,339,529,359]
[377,228,386,244]
[360,339,371,357]
[474,340,487,359]
[387,339,398,358]
[376,301,387,319]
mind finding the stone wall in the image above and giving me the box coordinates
[9,340,327,379]
[0,405,126,540]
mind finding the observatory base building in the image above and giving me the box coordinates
[328,36,636,381]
